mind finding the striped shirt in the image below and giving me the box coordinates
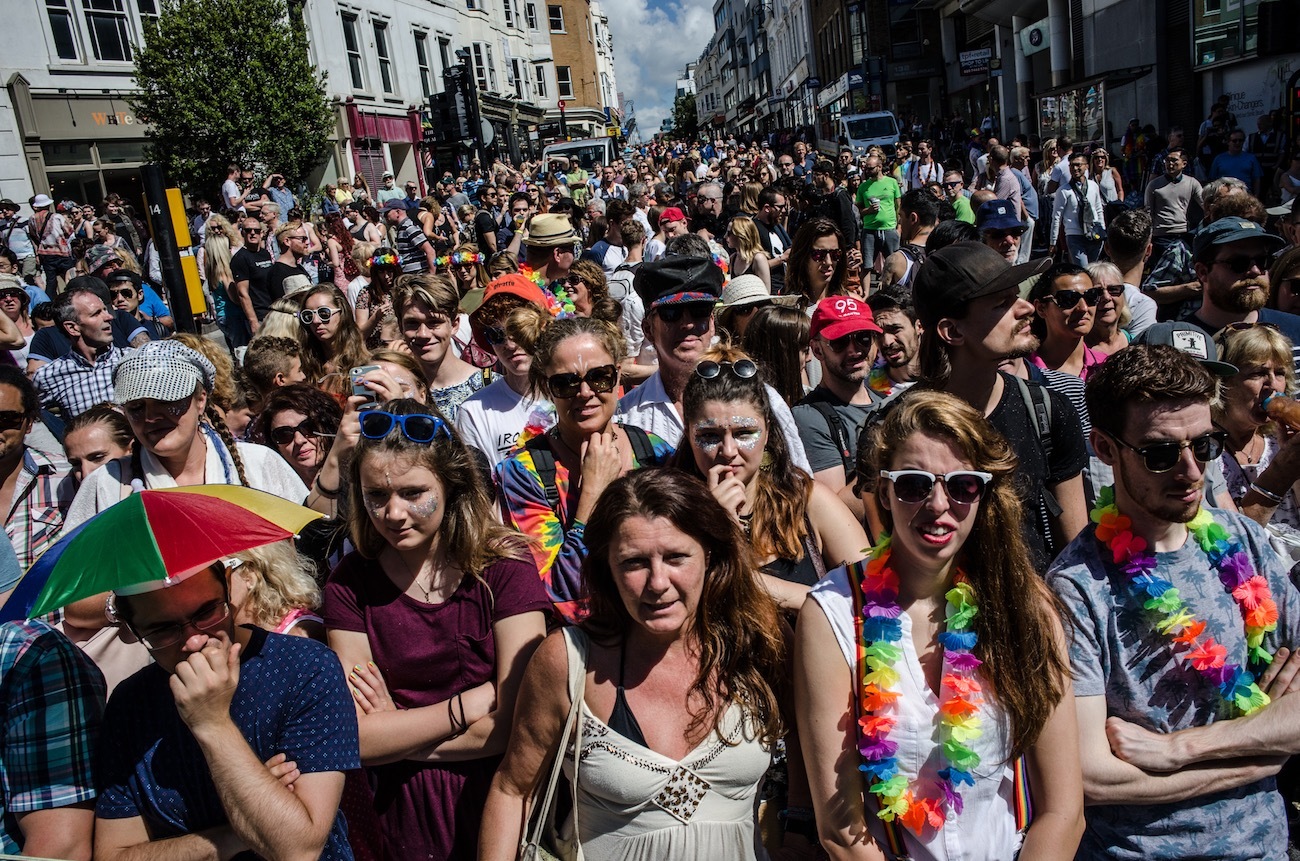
[4,448,75,571]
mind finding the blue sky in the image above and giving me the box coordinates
[603,0,713,137]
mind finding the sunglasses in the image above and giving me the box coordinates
[241,227,264,234]
[656,303,714,323]
[109,287,136,300]
[1213,255,1269,275]
[825,330,876,352]
[1107,431,1226,473]
[270,420,320,445]
[1223,320,1282,333]
[879,469,993,505]
[1095,284,1126,297]
[299,307,341,325]
[0,410,28,431]
[359,411,454,443]
[124,397,192,420]
[286,234,308,242]
[547,364,619,398]
[811,248,842,263]
[695,358,759,380]
[1042,287,1104,309]
[483,325,508,346]
[985,227,1027,240]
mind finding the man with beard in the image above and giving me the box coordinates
[616,251,810,472]
[906,242,1088,568]
[1048,343,1300,861]
[1184,218,1299,372]
[865,289,920,394]
[793,296,883,519]
[691,182,726,242]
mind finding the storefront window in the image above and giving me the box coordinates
[1038,80,1106,145]
[42,142,94,167]
[97,141,146,164]
[1193,0,1259,68]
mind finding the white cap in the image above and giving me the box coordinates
[31,194,53,208]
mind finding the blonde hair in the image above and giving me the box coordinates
[229,540,321,628]
[203,215,236,287]
[253,295,304,342]
[351,240,376,277]
[172,333,237,412]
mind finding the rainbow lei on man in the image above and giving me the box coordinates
[867,357,894,396]
[518,264,576,319]
[1090,486,1276,715]
[852,535,983,835]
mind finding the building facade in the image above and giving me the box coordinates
[541,0,620,140]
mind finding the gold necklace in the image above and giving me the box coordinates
[390,549,446,603]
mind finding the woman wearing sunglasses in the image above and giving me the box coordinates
[498,317,673,621]
[460,276,556,467]
[798,389,1083,861]
[786,216,848,309]
[672,346,867,610]
[297,284,372,398]
[255,383,344,489]
[324,399,549,859]
[1211,324,1300,537]
[1084,261,1134,357]
[1028,262,1109,380]
[394,274,490,422]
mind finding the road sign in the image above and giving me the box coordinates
[558,100,566,110]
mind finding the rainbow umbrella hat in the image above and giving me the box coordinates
[0,485,323,622]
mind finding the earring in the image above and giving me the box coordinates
[760,450,774,472]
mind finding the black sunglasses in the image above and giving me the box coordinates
[880,469,993,505]
[1213,255,1269,275]
[109,287,136,300]
[270,419,327,446]
[695,358,759,380]
[811,248,842,263]
[547,364,619,398]
[656,303,714,323]
[825,331,876,352]
[359,411,453,443]
[483,325,508,346]
[1042,287,1104,309]
[1107,431,1226,473]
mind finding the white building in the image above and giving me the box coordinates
[766,0,813,132]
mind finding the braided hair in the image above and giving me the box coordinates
[204,403,249,487]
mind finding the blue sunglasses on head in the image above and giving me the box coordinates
[359,411,453,443]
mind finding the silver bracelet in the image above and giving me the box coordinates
[1249,482,1285,504]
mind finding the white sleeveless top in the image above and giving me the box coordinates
[810,565,1024,861]
[561,631,772,861]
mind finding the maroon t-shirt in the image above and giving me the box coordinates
[323,552,550,858]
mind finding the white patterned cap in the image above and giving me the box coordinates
[112,340,217,405]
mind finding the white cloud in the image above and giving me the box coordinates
[601,0,713,138]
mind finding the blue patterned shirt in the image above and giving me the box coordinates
[0,619,105,855]
[1049,508,1300,860]
[32,345,124,419]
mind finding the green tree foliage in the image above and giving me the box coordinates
[673,93,699,140]
[130,0,334,195]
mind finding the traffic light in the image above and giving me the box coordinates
[426,78,471,144]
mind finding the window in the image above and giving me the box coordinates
[438,37,453,76]
[503,0,513,26]
[373,20,393,93]
[526,1,538,28]
[512,57,527,99]
[548,4,564,31]
[466,0,477,9]
[472,42,497,92]
[341,13,364,90]
[414,32,433,97]
[136,0,158,36]
[535,63,548,98]
[45,0,79,60]
[556,65,573,98]
[1203,0,1221,12]
[84,0,131,61]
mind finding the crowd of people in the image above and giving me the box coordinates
[0,110,1298,861]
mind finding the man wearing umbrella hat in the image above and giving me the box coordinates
[94,560,358,860]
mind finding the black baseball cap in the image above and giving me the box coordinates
[633,255,724,310]
[913,242,1051,327]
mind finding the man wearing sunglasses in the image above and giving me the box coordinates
[975,199,1027,264]
[520,213,580,286]
[1048,343,1300,861]
[230,217,273,338]
[1185,217,1300,372]
[793,295,884,519]
[616,253,811,472]
[96,564,358,861]
[911,242,1088,570]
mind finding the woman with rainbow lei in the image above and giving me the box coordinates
[796,389,1083,860]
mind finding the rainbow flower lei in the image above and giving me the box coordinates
[436,250,485,268]
[519,264,576,319]
[1090,486,1277,715]
[853,535,983,835]
[867,357,894,397]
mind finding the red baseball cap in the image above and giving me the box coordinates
[810,295,882,341]
[660,207,687,223]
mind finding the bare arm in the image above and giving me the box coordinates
[1144,281,1202,306]
[807,478,869,568]
[16,802,94,861]
[422,239,439,273]
[0,306,26,349]
[1073,695,1283,805]
[479,631,575,861]
[233,279,258,334]
[327,628,493,765]
[95,815,245,861]
[811,464,864,522]
[1049,474,1088,548]
[794,598,887,860]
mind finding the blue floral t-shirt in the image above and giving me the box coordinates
[1049,507,1300,860]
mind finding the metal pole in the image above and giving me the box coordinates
[139,164,195,333]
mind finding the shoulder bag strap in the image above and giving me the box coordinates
[624,424,655,466]
[520,628,587,860]
[524,436,562,513]
[810,400,853,474]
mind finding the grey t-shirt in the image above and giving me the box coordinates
[1048,509,1300,860]
[792,386,882,474]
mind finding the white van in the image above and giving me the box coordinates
[825,111,901,158]
[542,137,617,173]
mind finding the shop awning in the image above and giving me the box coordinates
[1032,66,1153,100]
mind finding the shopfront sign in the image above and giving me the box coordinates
[959,48,992,76]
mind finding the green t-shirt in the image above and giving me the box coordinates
[565,169,590,205]
[854,177,901,231]
[953,194,975,225]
